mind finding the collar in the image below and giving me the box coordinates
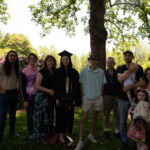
[87,66,99,73]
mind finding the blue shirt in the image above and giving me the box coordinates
[79,66,106,100]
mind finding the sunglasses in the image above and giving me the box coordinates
[90,58,97,60]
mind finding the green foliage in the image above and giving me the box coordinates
[29,0,87,37]
[0,33,34,57]
[106,40,150,68]
[29,0,150,41]
[36,45,89,72]
[0,0,10,24]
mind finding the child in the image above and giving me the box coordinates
[128,89,150,150]
[123,63,139,104]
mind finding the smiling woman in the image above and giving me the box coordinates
[0,50,20,142]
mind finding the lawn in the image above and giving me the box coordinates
[0,107,132,150]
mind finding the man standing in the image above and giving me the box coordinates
[117,50,144,150]
[75,54,106,150]
[103,57,121,138]
[0,50,20,142]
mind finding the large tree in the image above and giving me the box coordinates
[29,0,150,69]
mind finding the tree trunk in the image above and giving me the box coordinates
[89,0,107,70]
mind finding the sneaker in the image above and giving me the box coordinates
[103,131,109,139]
[88,134,98,143]
[75,141,84,150]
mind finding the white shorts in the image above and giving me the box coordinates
[82,96,103,112]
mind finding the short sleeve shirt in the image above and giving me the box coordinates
[79,66,106,100]
[117,64,143,101]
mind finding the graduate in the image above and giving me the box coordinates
[55,50,81,147]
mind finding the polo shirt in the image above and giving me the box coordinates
[79,66,106,100]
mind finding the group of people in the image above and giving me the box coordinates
[0,49,150,150]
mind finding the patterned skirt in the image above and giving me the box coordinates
[34,91,54,143]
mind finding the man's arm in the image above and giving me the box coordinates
[80,84,83,99]
[117,63,138,83]
[101,85,104,96]
[118,71,131,83]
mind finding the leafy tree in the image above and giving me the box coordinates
[72,54,81,72]
[0,0,9,24]
[107,40,150,68]
[0,33,34,57]
[29,0,150,69]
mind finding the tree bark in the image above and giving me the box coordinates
[89,0,107,70]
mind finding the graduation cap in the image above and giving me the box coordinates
[58,50,73,57]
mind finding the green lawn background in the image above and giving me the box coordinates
[0,108,132,150]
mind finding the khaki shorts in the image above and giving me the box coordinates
[82,96,103,112]
[103,95,119,118]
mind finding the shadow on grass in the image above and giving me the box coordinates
[0,108,133,150]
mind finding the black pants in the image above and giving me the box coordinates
[26,101,34,135]
[0,91,18,139]
[56,106,74,134]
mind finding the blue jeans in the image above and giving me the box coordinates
[118,99,130,143]
[0,91,18,139]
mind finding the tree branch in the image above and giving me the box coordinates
[109,1,150,37]
[49,1,76,21]
[104,19,124,40]
[110,2,139,8]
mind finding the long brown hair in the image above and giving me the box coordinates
[43,55,56,72]
[3,50,20,78]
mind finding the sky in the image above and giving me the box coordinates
[0,0,90,56]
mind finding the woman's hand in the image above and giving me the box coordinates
[47,89,55,96]
[23,101,28,108]
[56,99,59,107]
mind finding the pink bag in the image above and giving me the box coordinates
[127,120,146,141]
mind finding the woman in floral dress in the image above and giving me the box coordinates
[34,55,56,144]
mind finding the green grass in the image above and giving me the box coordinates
[0,108,132,150]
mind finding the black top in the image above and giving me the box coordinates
[104,69,121,95]
[117,64,144,101]
[39,68,55,90]
[55,67,81,106]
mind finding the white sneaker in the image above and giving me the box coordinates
[75,141,84,150]
[88,134,97,143]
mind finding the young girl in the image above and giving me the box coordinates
[128,89,150,150]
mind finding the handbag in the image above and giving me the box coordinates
[127,121,146,141]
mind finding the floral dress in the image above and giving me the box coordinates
[34,69,55,143]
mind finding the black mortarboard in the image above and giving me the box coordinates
[58,50,73,57]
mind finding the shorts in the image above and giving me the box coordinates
[82,96,103,112]
[103,95,119,118]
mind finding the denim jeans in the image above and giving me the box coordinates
[118,99,130,143]
[26,101,34,135]
[0,91,18,139]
